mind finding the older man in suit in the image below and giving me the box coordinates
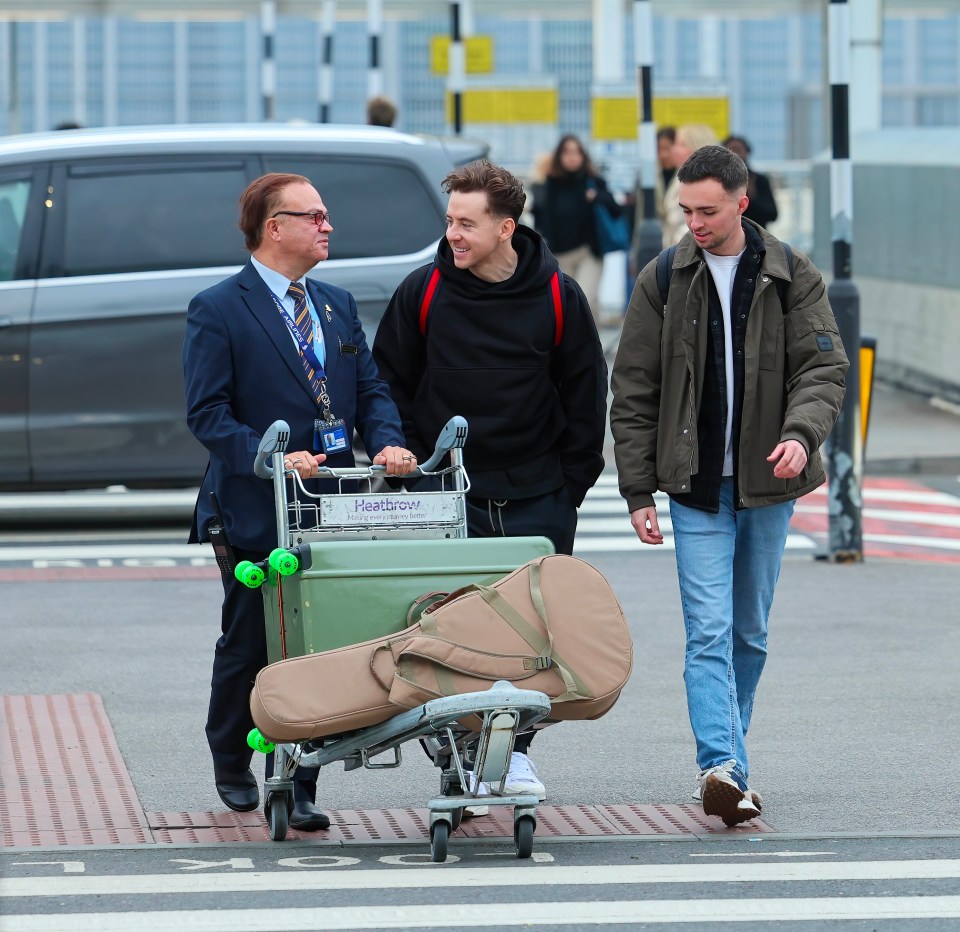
[183,173,416,831]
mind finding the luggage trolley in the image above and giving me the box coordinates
[237,417,554,860]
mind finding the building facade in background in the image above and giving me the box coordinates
[2,10,958,181]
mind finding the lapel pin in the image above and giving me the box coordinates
[324,304,333,322]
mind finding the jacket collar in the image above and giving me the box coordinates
[673,218,792,280]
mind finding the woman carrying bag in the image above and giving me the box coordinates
[532,134,623,325]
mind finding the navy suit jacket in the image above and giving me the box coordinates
[183,260,404,552]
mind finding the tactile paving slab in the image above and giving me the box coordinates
[148,804,771,844]
[1,693,772,848]
[597,803,772,835]
[1,693,153,847]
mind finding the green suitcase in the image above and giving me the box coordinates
[263,536,554,662]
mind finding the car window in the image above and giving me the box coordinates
[60,160,249,276]
[0,177,31,282]
[263,157,443,259]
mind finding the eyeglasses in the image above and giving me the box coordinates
[272,209,332,228]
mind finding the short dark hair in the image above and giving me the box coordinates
[366,96,397,127]
[442,159,526,222]
[722,134,751,154]
[657,126,676,143]
[238,173,312,251]
[676,144,749,195]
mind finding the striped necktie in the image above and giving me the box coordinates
[286,281,327,408]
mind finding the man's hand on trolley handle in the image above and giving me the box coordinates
[282,446,419,479]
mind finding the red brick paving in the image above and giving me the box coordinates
[2,693,771,847]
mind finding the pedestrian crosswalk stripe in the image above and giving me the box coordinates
[6,897,960,931]
[794,504,960,530]
[805,486,960,507]
[862,532,960,552]
[7,859,960,898]
[575,535,817,553]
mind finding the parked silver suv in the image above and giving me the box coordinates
[0,124,486,490]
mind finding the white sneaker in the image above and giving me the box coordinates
[697,761,761,827]
[692,776,760,808]
[461,771,489,818]
[503,752,546,800]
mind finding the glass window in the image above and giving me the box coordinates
[0,177,31,282]
[262,157,443,259]
[61,160,249,276]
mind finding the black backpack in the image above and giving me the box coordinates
[655,241,793,313]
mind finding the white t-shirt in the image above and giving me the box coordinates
[702,248,745,476]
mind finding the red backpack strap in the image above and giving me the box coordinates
[418,265,442,336]
[549,270,564,347]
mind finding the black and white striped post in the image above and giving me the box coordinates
[367,0,383,100]
[826,0,863,562]
[260,0,276,121]
[318,0,335,123]
[448,0,465,135]
[633,0,661,275]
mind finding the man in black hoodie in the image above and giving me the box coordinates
[373,159,607,801]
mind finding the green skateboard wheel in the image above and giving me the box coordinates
[268,548,299,576]
[247,728,275,754]
[235,561,266,589]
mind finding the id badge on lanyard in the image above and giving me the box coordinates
[315,417,349,454]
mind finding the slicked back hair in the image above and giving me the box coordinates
[239,172,312,251]
[442,159,526,222]
[676,144,749,197]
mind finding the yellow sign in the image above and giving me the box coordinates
[654,97,730,140]
[591,95,730,141]
[446,88,558,124]
[431,35,494,75]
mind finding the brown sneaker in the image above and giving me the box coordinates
[699,762,762,827]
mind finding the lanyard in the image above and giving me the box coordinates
[270,292,325,376]
[270,291,335,419]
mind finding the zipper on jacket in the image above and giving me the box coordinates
[684,261,706,487]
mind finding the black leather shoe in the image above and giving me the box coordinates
[213,766,259,812]
[288,801,331,832]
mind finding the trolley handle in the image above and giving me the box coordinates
[253,416,468,480]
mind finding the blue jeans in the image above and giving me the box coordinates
[669,479,795,785]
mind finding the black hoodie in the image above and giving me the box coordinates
[373,225,606,505]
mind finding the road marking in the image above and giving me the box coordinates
[575,535,816,553]
[0,544,212,562]
[579,516,674,533]
[804,487,960,507]
[0,490,197,510]
[689,851,836,858]
[862,532,960,551]
[6,896,960,930]
[794,505,960,529]
[6,859,960,897]
[8,861,86,873]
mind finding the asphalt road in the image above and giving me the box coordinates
[4,836,960,930]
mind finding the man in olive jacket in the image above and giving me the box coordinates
[611,145,848,827]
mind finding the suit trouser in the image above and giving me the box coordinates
[465,485,578,754]
[206,547,318,803]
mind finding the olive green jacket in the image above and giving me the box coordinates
[610,222,849,513]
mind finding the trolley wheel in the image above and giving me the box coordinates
[514,815,535,859]
[266,793,289,841]
[430,820,450,863]
[235,561,265,589]
[247,728,275,755]
[268,547,299,576]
